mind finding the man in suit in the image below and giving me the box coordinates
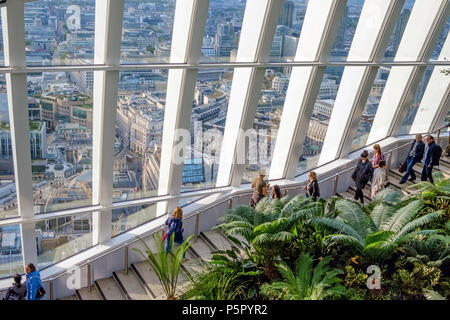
[421,135,441,184]
[400,134,425,184]
[351,150,373,204]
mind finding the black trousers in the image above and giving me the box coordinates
[421,165,433,183]
[354,188,364,203]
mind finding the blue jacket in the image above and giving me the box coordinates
[165,217,183,243]
[26,270,43,300]
[407,140,425,162]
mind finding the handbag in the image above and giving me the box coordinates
[35,286,46,299]
[398,161,407,173]
[162,232,168,241]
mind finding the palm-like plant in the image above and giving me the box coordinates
[313,198,445,263]
[401,234,450,268]
[134,233,192,300]
[216,195,318,279]
[260,253,345,300]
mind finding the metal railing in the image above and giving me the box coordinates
[2,124,448,298]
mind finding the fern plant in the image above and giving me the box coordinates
[259,253,345,300]
[134,233,192,300]
[313,198,445,263]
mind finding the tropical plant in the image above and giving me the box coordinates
[390,263,443,298]
[313,198,445,263]
[134,233,192,300]
[259,253,345,300]
[423,289,446,300]
[401,234,450,269]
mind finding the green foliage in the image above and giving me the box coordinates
[259,253,345,300]
[390,263,443,298]
[343,265,368,300]
[133,233,192,300]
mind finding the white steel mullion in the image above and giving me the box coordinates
[269,0,347,180]
[368,0,450,144]
[1,0,37,270]
[319,0,404,165]
[156,0,209,216]
[409,32,450,134]
[216,0,284,187]
[92,0,124,244]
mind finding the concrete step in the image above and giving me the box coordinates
[190,237,214,262]
[76,287,101,300]
[59,295,79,300]
[95,278,126,300]
[114,269,151,300]
[201,230,234,251]
[132,261,165,299]
[348,186,372,203]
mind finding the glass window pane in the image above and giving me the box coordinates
[120,0,176,64]
[28,73,93,213]
[296,66,344,175]
[241,68,290,183]
[351,66,391,151]
[383,1,415,61]
[24,0,96,66]
[431,17,450,61]
[36,213,92,269]
[199,0,247,63]
[113,70,167,202]
[182,68,234,191]
[0,74,18,220]
[0,14,4,66]
[0,225,23,278]
[398,66,434,135]
[329,1,363,61]
[268,0,306,62]
[112,203,156,237]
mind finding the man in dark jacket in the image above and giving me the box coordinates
[400,134,425,184]
[421,135,441,183]
[351,150,373,204]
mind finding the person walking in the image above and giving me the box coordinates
[421,135,442,184]
[165,207,185,256]
[352,150,373,204]
[250,169,269,208]
[304,171,320,201]
[26,263,45,300]
[400,134,425,184]
[371,160,387,199]
[370,144,385,169]
[4,274,27,300]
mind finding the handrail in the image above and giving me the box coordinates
[38,134,423,285]
[2,125,447,294]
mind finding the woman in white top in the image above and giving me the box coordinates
[371,160,387,200]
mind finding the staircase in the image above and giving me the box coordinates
[337,156,450,203]
[59,156,450,300]
[59,230,234,300]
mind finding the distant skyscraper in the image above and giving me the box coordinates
[334,6,349,52]
[214,22,238,58]
[278,1,294,28]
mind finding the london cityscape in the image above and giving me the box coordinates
[0,0,448,275]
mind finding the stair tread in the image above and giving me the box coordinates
[77,287,101,300]
[115,269,151,300]
[202,230,233,251]
[190,238,214,261]
[133,261,166,298]
[96,278,126,300]
[60,295,78,300]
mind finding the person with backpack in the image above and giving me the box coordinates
[164,207,185,257]
[4,274,27,300]
[25,263,45,300]
[421,135,442,184]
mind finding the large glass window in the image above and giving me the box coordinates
[182,68,234,192]
[296,66,344,175]
[28,72,93,213]
[0,225,23,278]
[351,66,391,151]
[120,0,176,64]
[36,213,92,269]
[0,74,18,220]
[268,0,306,63]
[329,1,363,61]
[24,0,96,66]
[199,0,247,63]
[113,70,167,202]
[112,203,156,237]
